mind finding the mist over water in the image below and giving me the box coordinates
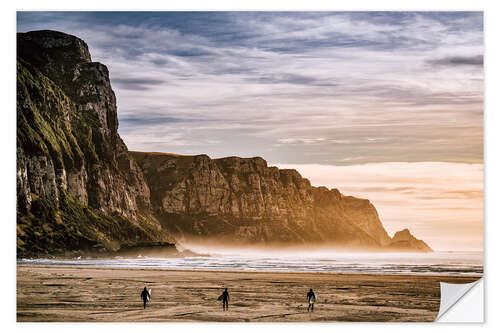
[19,247,483,276]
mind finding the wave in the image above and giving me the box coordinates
[18,251,483,276]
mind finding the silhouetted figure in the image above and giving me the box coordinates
[307,288,316,312]
[220,288,229,311]
[141,287,150,309]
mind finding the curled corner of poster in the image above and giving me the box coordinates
[436,278,484,322]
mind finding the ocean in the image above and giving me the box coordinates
[18,250,483,276]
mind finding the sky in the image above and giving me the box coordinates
[17,12,483,250]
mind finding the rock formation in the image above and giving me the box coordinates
[16,30,432,256]
[388,229,433,252]
[130,152,394,248]
[16,30,174,257]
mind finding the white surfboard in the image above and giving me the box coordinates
[308,292,317,304]
[147,289,152,301]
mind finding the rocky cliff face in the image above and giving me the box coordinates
[16,30,432,255]
[130,152,397,248]
[16,30,173,257]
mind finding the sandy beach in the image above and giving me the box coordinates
[16,265,481,322]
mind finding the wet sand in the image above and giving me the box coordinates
[17,265,480,322]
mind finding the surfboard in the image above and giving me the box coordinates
[309,292,317,304]
[147,289,152,301]
[217,295,223,301]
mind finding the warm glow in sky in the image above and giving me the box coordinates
[17,12,483,251]
[276,162,483,251]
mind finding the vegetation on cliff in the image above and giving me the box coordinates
[17,31,173,257]
[17,191,165,256]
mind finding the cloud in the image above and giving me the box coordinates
[168,48,215,57]
[427,55,483,66]
[112,77,166,90]
[119,115,197,126]
[249,73,337,86]
[17,12,483,165]
[277,137,327,144]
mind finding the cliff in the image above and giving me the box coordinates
[16,30,432,256]
[16,30,174,257]
[130,152,395,248]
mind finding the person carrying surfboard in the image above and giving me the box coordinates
[140,287,151,309]
[307,288,316,312]
[219,288,230,311]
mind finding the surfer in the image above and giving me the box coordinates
[307,288,316,312]
[219,288,230,311]
[140,287,151,309]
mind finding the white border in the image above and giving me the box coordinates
[3,0,498,332]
